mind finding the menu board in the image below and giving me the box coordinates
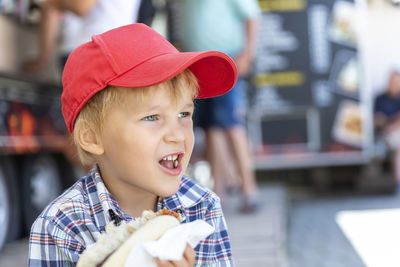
[248,0,372,168]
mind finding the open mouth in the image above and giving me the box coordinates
[159,153,183,170]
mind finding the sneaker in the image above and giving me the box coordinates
[238,196,260,214]
[226,185,240,196]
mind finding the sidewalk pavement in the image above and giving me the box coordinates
[0,182,289,267]
[0,237,28,267]
[224,182,289,267]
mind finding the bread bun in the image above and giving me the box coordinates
[102,215,180,266]
[77,209,181,267]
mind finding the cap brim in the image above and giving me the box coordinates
[107,51,237,98]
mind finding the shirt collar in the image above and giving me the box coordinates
[89,167,208,226]
[88,166,131,228]
[161,176,210,222]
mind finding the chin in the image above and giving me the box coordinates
[159,182,181,198]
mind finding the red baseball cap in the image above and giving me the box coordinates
[61,23,237,133]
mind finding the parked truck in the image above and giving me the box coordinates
[0,72,76,250]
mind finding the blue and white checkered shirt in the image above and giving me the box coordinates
[28,166,234,266]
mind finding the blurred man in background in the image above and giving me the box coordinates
[375,70,400,186]
[181,0,261,213]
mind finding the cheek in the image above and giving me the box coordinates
[112,129,155,160]
[185,129,195,153]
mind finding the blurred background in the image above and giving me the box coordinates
[1,0,400,266]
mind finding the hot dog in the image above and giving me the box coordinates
[77,209,182,267]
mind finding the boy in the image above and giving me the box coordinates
[28,23,237,266]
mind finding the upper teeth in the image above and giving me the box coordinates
[163,155,178,161]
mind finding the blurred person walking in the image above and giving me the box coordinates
[181,0,261,213]
[375,70,400,187]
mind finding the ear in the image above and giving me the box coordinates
[76,124,104,156]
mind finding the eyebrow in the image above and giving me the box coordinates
[140,101,194,113]
[145,104,161,111]
[184,102,195,109]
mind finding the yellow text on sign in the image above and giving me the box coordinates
[258,0,307,12]
[252,71,305,87]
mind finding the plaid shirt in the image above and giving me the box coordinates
[28,166,234,266]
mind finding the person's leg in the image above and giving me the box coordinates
[204,128,232,202]
[383,126,400,186]
[226,125,258,198]
[394,149,400,184]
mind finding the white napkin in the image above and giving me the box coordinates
[124,220,215,267]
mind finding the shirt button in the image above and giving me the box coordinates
[174,208,183,214]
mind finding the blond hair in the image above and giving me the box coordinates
[73,69,199,167]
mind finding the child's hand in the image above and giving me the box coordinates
[156,244,195,267]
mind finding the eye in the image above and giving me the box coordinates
[143,115,158,121]
[178,112,191,118]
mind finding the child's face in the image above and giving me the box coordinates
[97,86,195,199]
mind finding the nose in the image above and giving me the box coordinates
[164,120,185,143]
